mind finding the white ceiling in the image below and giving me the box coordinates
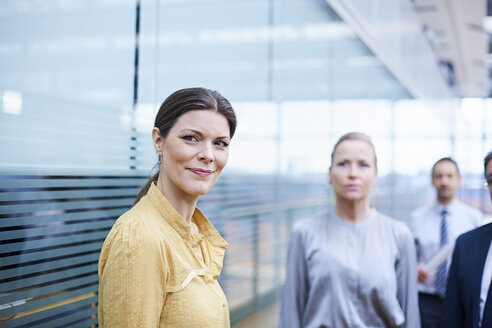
[411,0,488,97]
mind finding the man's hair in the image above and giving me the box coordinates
[484,151,492,177]
[431,157,460,177]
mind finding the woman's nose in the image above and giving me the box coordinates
[348,164,357,176]
[198,144,214,162]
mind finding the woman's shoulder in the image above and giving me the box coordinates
[292,213,329,236]
[373,210,413,240]
[104,201,164,249]
[99,203,167,272]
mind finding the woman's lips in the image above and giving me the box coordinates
[345,184,360,190]
[189,168,214,177]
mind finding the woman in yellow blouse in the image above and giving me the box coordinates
[98,87,237,327]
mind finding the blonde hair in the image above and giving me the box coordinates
[330,132,377,171]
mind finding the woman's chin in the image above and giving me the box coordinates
[339,193,367,202]
[182,185,213,197]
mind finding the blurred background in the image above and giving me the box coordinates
[1,0,491,327]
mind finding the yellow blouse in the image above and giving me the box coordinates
[98,183,230,327]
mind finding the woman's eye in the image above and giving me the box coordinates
[215,140,229,147]
[337,161,348,166]
[182,135,198,142]
[360,162,370,168]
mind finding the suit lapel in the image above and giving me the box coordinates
[471,224,492,327]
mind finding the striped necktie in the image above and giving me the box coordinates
[435,209,448,298]
[482,278,492,327]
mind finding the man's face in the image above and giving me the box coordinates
[432,161,461,204]
[486,159,492,202]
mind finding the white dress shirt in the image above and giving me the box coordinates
[409,199,483,295]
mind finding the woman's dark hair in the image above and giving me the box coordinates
[133,87,237,205]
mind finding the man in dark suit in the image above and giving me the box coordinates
[441,151,492,328]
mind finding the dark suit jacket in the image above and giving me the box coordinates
[441,222,492,328]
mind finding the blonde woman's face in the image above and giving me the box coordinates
[329,140,377,202]
[153,110,230,199]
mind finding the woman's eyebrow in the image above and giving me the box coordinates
[180,128,203,137]
[181,128,230,140]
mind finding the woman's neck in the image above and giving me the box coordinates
[156,178,198,225]
[334,197,371,224]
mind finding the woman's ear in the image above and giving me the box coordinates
[152,127,164,156]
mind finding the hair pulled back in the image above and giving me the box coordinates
[330,132,377,172]
[134,87,236,205]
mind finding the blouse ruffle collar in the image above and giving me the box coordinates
[146,182,228,278]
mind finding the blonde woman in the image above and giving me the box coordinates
[279,132,420,328]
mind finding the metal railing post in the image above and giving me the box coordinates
[252,213,259,301]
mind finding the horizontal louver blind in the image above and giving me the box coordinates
[0,101,137,175]
[0,175,146,327]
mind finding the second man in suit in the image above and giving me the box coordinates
[409,157,483,328]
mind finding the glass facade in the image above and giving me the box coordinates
[0,0,489,326]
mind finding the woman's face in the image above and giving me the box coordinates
[329,139,377,203]
[153,110,230,199]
